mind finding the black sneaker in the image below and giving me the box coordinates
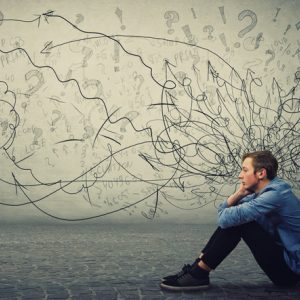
[160,265,210,291]
[162,264,192,282]
[161,258,200,282]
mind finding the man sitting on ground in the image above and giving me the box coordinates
[161,150,300,291]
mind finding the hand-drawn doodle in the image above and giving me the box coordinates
[113,41,120,72]
[32,127,43,145]
[191,8,197,19]
[182,25,197,45]
[218,6,226,24]
[75,13,84,25]
[164,11,179,35]
[238,10,257,38]
[273,8,281,22]
[115,7,126,31]
[25,69,45,97]
[203,25,214,40]
[235,10,258,48]
[0,7,299,222]
[0,11,3,26]
[264,49,275,69]
[254,32,264,49]
[219,33,230,52]
[284,24,291,35]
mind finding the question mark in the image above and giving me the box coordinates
[25,70,45,97]
[277,60,285,71]
[83,125,95,139]
[203,25,214,40]
[238,10,257,38]
[134,73,144,94]
[0,120,12,150]
[120,111,140,133]
[51,110,62,130]
[32,127,43,145]
[164,11,179,34]
[75,13,84,24]
[265,49,275,70]
[0,120,8,131]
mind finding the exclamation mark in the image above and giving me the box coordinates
[182,25,196,44]
[114,42,120,72]
[273,8,281,22]
[218,6,226,24]
[219,33,230,52]
[191,8,197,19]
[115,7,126,30]
[284,24,291,35]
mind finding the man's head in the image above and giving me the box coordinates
[239,150,278,193]
[242,150,278,180]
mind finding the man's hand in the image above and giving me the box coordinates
[237,183,253,197]
[227,183,252,207]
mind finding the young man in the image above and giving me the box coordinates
[160,150,300,291]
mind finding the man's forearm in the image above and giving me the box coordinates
[227,191,245,207]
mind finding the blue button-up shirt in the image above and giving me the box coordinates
[218,177,300,274]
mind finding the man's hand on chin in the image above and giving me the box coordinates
[227,183,253,207]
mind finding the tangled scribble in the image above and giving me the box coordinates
[0,12,299,221]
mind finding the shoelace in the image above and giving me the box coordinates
[176,264,191,278]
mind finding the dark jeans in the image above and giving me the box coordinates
[201,222,300,286]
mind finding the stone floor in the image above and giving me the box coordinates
[0,223,299,299]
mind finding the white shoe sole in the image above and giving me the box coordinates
[160,282,210,291]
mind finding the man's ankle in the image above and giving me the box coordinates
[190,263,209,279]
[198,260,212,272]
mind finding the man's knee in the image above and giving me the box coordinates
[271,276,300,288]
[240,221,266,239]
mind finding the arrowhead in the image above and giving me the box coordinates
[41,41,53,54]
[246,68,255,80]
[163,59,178,88]
[192,64,200,72]
[34,10,55,26]
[207,60,219,79]
[163,59,176,71]
[42,10,55,23]
[173,177,185,191]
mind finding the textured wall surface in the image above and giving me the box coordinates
[0,0,299,223]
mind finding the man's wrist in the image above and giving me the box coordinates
[227,191,243,206]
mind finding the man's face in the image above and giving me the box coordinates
[239,157,260,192]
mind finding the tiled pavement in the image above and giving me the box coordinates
[0,223,299,299]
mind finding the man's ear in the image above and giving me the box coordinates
[257,168,267,179]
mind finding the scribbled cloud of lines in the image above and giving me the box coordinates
[0,12,299,220]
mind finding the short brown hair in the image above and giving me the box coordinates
[242,150,278,180]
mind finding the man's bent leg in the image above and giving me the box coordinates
[161,222,299,290]
[160,226,240,290]
[241,222,299,286]
[200,226,242,270]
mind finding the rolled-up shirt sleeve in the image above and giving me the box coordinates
[218,188,281,229]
